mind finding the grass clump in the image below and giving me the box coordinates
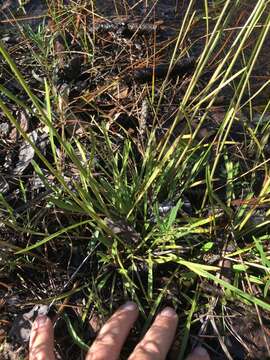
[1,0,270,358]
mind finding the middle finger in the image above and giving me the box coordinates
[128,307,178,360]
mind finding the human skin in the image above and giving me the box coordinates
[29,302,210,360]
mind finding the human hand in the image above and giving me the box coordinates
[29,301,210,360]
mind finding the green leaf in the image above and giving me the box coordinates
[233,264,249,272]
[201,242,214,252]
[62,313,89,351]
[15,220,93,254]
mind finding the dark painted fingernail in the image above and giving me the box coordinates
[160,307,177,317]
[121,301,138,311]
[33,315,48,329]
[192,346,209,357]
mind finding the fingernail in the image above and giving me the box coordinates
[33,315,48,329]
[160,307,177,317]
[121,301,138,311]
[192,346,209,357]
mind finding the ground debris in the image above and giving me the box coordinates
[105,217,141,245]
[89,18,162,37]
[125,57,196,84]
[225,305,270,360]
[8,304,48,344]
[1,2,270,360]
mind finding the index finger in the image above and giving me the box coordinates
[29,315,55,360]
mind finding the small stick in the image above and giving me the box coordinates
[125,57,196,84]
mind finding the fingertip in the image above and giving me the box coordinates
[120,301,138,312]
[32,315,52,330]
[159,307,178,319]
[29,315,55,360]
[192,346,209,358]
[186,346,210,360]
